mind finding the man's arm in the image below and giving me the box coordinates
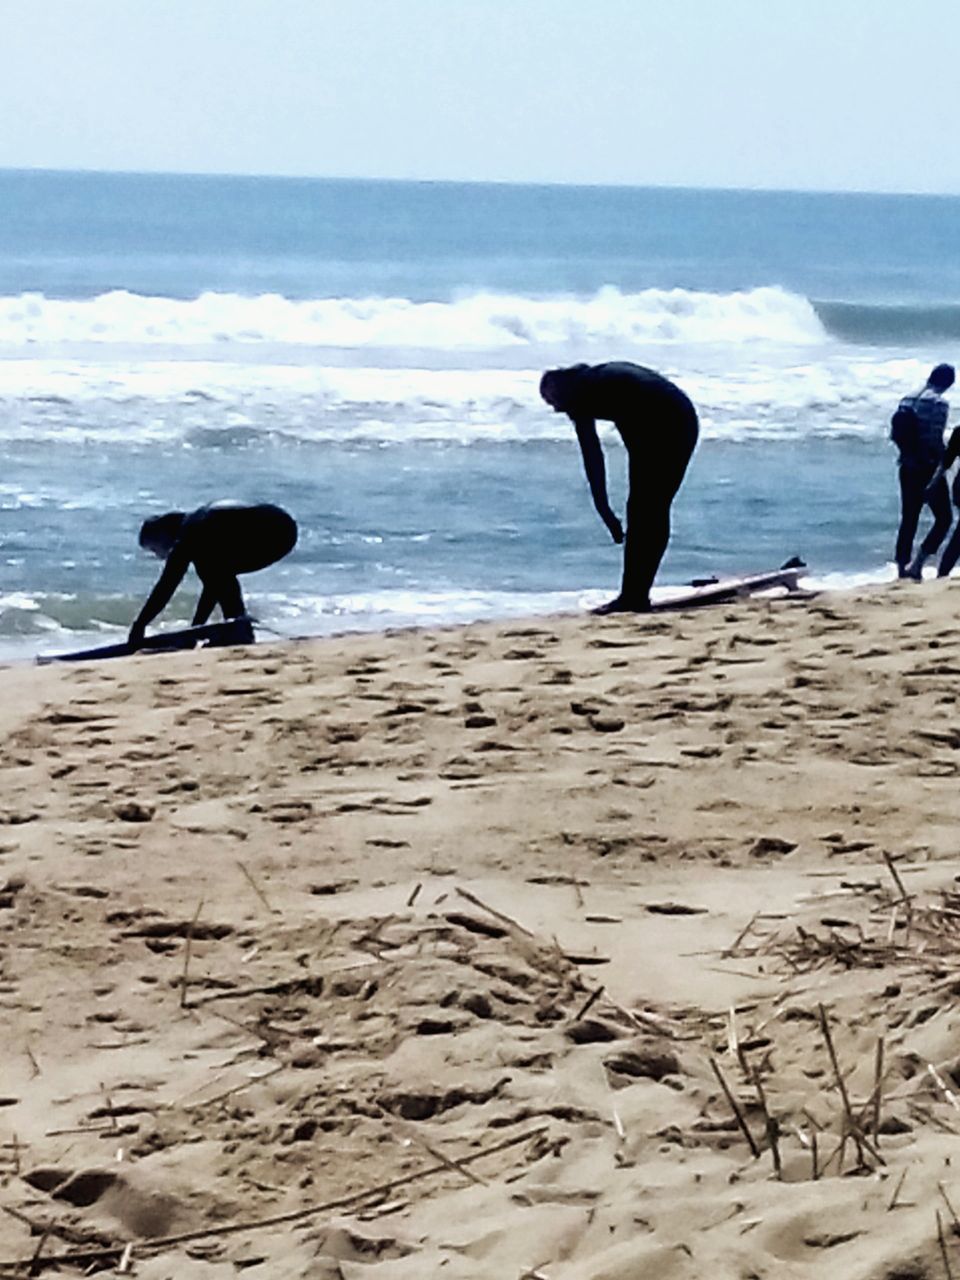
[128,546,192,647]
[925,424,960,496]
[944,425,960,471]
[574,418,623,543]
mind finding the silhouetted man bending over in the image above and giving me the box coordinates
[540,362,699,613]
[128,500,298,648]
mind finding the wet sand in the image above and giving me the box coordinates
[2,579,960,1278]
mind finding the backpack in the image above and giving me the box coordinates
[890,400,919,449]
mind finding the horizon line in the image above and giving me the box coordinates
[1,163,959,200]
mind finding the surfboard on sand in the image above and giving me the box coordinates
[37,616,256,665]
[651,557,810,612]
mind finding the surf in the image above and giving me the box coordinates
[0,284,829,350]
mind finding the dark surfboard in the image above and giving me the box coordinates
[37,616,256,665]
[651,560,809,612]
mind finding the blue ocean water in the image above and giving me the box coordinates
[0,169,957,656]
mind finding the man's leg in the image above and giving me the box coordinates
[907,473,952,578]
[937,522,960,577]
[918,475,953,560]
[896,466,926,576]
[937,481,960,576]
[594,406,697,615]
[195,572,246,622]
[216,576,246,620]
[591,474,670,615]
[618,486,670,610]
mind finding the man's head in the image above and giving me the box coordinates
[928,363,956,392]
[539,364,590,414]
[139,511,186,559]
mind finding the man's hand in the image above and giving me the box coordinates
[604,514,624,544]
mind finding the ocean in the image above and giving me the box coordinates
[1,168,957,659]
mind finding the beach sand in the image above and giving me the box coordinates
[2,580,960,1278]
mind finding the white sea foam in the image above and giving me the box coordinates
[0,352,930,446]
[5,587,600,658]
[258,566,936,637]
[2,567,919,660]
[0,285,828,350]
[259,587,602,632]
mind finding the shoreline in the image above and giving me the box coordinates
[2,580,960,1277]
[3,561,911,669]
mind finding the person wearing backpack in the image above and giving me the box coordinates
[891,363,954,580]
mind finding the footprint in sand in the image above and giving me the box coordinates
[23,1163,184,1238]
[113,800,155,823]
[0,877,25,909]
[748,835,798,857]
[603,1046,681,1086]
[310,1225,414,1264]
[250,799,313,824]
[465,713,497,729]
[326,723,365,743]
[380,701,428,716]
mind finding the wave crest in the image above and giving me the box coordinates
[815,300,960,344]
[0,285,828,350]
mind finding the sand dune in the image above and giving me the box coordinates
[2,580,960,1277]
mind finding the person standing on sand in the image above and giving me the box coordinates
[539,361,699,613]
[891,363,954,580]
[128,500,298,648]
[923,422,960,577]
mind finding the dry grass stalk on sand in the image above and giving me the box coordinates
[454,883,681,1037]
[887,1167,910,1211]
[817,1003,884,1170]
[747,1061,782,1179]
[0,1126,547,1275]
[178,898,204,1009]
[927,1063,960,1114]
[454,886,537,938]
[571,984,604,1023]
[939,1183,960,1231]
[882,850,914,914]
[872,1035,885,1140]
[185,957,377,1009]
[374,1104,490,1188]
[236,861,278,915]
[709,1056,760,1159]
[937,1209,955,1280]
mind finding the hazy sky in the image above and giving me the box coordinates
[3,0,958,192]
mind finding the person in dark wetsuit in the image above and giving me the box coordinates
[928,422,960,577]
[891,363,954,580]
[539,361,699,613]
[128,501,298,647]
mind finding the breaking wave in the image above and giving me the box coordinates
[7,286,958,352]
[0,285,829,350]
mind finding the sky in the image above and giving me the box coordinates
[3,0,959,193]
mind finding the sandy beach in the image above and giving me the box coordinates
[2,580,960,1278]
